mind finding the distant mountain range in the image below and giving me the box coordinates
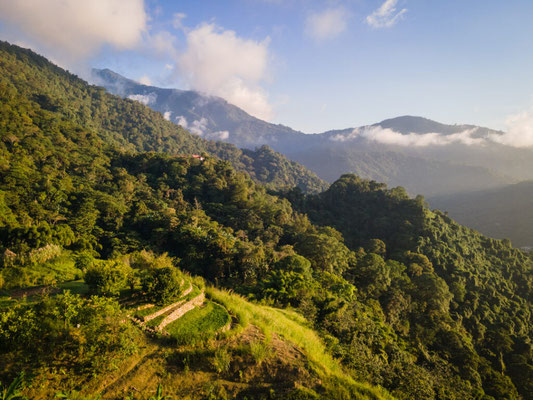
[93,69,533,197]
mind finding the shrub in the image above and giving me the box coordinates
[84,260,130,296]
[141,266,182,304]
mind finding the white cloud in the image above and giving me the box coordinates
[366,0,407,29]
[490,107,533,147]
[331,126,485,147]
[175,115,188,128]
[176,23,273,121]
[138,75,152,85]
[206,130,230,141]
[127,93,157,106]
[188,118,208,136]
[0,0,147,68]
[146,30,179,58]
[163,111,172,121]
[305,7,349,41]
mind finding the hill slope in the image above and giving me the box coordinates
[0,42,532,399]
[0,42,326,194]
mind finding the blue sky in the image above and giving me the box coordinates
[2,0,533,133]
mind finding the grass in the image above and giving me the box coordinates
[134,304,161,318]
[165,300,231,344]
[146,314,165,328]
[0,296,15,310]
[248,339,272,365]
[58,280,89,295]
[207,287,395,400]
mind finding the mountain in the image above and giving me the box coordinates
[0,46,326,194]
[430,181,533,248]
[93,69,516,197]
[2,41,533,399]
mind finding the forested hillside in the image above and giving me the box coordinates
[0,41,532,399]
[0,41,326,194]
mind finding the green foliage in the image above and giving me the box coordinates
[0,292,139,378]
[0,373,27,400]
[140,266,183,304]
[84,260,130,296]
[0,40,532,400]
[0,41,326,195]
[147,384,171,400]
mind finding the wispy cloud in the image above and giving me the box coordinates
[137,75,152,85]
[305,7,349,41]
[331,126,485,147]
[127,93,157,106]
[172,13,186,30]
[176,23,273,120]
[366,0,407,29]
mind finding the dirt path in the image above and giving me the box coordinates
[8,284,60,299]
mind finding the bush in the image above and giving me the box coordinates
[141,266,183,304]
[84,260,130,296]
[0,292,139,377]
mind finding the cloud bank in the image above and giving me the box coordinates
[0,0,146,67]
[173,115,230,141]
[366,0,407,28]
[176,24,273,121]
[331,126,485,147]
[490,107,533,147]
[305,8,349,41]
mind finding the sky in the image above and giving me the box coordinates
[1,0,533,134]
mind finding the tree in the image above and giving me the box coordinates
[84,260,130,296]
[141,266,183,304]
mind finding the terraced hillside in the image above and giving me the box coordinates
[0,274,393,400]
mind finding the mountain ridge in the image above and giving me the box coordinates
[93,68,515,197]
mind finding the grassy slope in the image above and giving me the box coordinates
[17,287,394,400]
[166,300,230,343]
[207,288,395,400]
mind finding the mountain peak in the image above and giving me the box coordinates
[374,115,470,135]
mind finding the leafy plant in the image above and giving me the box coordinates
[0,373,27,400]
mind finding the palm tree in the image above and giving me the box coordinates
[0,373,28,400]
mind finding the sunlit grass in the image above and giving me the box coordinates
[166,300,230,345]
[207,287,395,400]
[58,280,89,295]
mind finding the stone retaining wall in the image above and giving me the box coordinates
[158,292,205,330]
[143,283,193,322]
